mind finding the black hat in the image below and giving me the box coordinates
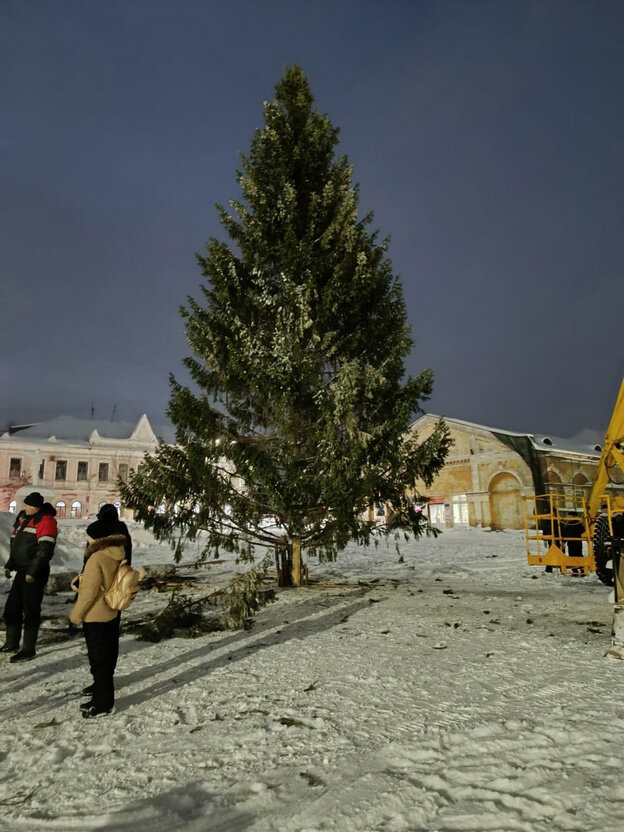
[97,503,119,521]
[24,492,44,508]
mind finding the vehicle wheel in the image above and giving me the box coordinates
[593,514,614,586]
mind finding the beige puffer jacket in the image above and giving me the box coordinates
[69,534,126,624]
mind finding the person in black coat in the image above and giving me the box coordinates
[2,493,58,661]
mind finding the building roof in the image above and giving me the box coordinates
[1,414,175,446]
[412,413,602,459]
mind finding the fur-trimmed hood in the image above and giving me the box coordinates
[85,534,128,560]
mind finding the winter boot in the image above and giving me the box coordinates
[82,704,115,719]
[10,624,39,662]
[0,623,21,653]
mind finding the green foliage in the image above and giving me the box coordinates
[136,555,275,641]
[137,590,216,642]
[120,65,449,566]
[223,553,276,629]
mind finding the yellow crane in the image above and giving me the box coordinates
[586,379,624,594]
[524,378,624,595]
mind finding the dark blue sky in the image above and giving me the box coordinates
[2,0,623,438]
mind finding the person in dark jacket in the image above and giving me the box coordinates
[563,512,585,575]
[2,492,58,662]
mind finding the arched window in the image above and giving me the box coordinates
[8,500,17,514]
[71,501,82,519]
[544,469,563,494]
[571,472,590,497]
[56,501,66,519]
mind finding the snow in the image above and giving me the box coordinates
[2,414,175,444]
[419,413,603,458]
[2,522,624,832]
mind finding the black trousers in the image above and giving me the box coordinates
[83,616,120,709]
[3,567,49,630]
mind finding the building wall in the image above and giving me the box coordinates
[536,453,598,498]
[408,415,594,530]
[0,417,157,518]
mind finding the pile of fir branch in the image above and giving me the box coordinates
[137,553,275,642]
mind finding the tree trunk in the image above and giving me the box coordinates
[275,539,308,587]
[290,536,307,586]
[275,543,292,587]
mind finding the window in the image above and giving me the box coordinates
[77,461,88,482]
[56,501,66,519]
[38,460,45,480]
[544,469,563,495]
[429,503,446,526]
[55,460,67,481]
[71,501,82,519]
[98,462,109,483]
[9,500,17,514]
[452,494,469,525]
[118,463,129,482]
[9,458,21,478]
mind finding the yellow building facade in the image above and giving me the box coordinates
[410,414,602,530]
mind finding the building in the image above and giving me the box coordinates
[0,414,168,518]
[409,414,605,530]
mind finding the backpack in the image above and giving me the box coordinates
[103,560,141,611]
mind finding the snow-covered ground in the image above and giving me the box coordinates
[1,521,623,832]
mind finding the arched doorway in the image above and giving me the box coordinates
[489,472,522,530]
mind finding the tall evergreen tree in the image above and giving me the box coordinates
[121,66,450,584]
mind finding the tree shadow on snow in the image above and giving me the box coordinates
[0,629,156,709]
[90,782,254,832]
[1,587,373,720]
[117,591,373,711]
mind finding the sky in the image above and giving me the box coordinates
[2,0,623,439]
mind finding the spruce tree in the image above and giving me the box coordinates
[121,66,450,585]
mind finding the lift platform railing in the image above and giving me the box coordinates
[524,493,595,575]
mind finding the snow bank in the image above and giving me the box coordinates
[0,512,199,571]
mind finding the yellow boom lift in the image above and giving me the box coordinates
[524,378,624,597]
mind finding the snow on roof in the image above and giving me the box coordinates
[413,413,602,459]
[531,433,602,458]
[2,414,174,445]
[11,416,140,441]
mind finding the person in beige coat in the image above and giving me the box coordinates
[69,534,127,718]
